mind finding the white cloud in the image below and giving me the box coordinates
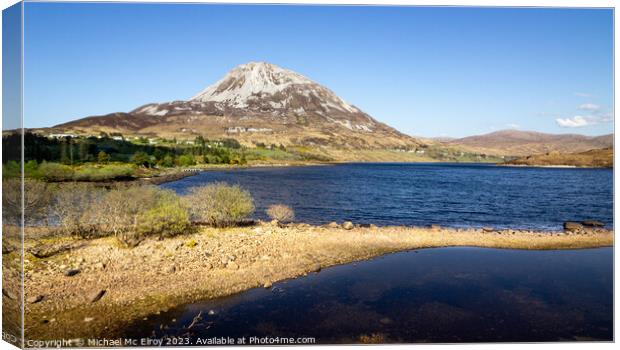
[573,92,591,97]
[600,112,614,123]
[556,116,589,128]
[578,103,600,111]
[506,123,520,129]
[555,114,614,128]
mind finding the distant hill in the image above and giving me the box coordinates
[443,130,613,156]
[504,147,613,168]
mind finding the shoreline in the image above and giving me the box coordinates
[18,161,612,187]
[500,163,612,169]
[7,222,612,340]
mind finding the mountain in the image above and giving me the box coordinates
[443,130,613,156]
[52,62,421,150]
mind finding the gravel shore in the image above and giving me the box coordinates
[3,222,613,341]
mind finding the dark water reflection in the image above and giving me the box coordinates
[124,247,613,343]
[162,163,613,230]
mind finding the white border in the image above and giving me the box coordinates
[0,1,616,350]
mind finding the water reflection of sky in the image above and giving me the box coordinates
[124,247,613,343]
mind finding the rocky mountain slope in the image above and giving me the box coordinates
[52,62,421,150]
[443,130,613,156]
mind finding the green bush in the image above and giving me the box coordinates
[137,195,191,238]
[131,151,152,167]
[2,160,21,178]
[160,155,175,167]
[93,185,191,246]
[73,164,135,181]
[177,154,196,167]
[97,151,110,164]
[183,182,255,227]
[39,162,74,181]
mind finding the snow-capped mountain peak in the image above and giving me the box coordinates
[190,61,359,113]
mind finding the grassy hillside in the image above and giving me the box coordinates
[503,147,613,168]
[443,130,613,157]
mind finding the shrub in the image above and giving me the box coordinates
[39,162,74,181]
[2,160,21,179]
[160,155,175,167]
[52,183,104,237]
[97,151,110,164]
[73,164,135,181]
[266,204,295,223]
[183,182,255,227]
[93,185,190,246]
[2,179,54,226]
[136,192,191,238]
[131,151,152,167]
[177,154,196,167]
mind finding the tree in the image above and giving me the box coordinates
[177,154,196,167]
[161,155,175,167]
[97,151,110,164]
[222,138,241,149]
[131,151,152,167]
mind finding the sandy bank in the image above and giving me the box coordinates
[6,223,613,340]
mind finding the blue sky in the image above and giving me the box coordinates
[19,3,613,137]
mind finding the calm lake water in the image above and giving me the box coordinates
[163,163,613,230]
[124,247,613,343]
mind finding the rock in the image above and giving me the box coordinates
[482,227,494,233]
[563,222,583,232]
[327,222,339,228]
[64,268,80,277]
[166,265,176,274]
[2,245,15,254]
[208,309,217,316]
[582,220,604,227]
[310,263,322,273]
[227,262,239,270]
[342,221,354,230]
[2,289,16,300]
[89,290,106,303]
[93,262,106,270]
[379,317,393,325]
[430,224,441,230]
[27,295,44,304]
[29,244,72,258]
[270,219,279,226]
[369,224,379,229]
[84,317,94,322]
[263,282,272,289]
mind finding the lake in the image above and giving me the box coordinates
[124,247,613,343]
[163,163,613,230]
